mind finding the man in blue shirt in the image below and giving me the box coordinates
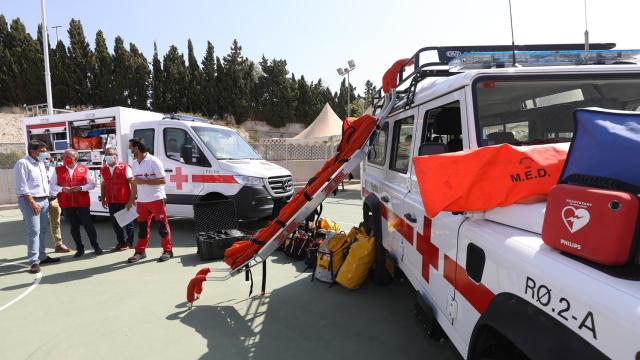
[14,140,61,273]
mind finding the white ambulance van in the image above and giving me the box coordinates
[23,107,294,220]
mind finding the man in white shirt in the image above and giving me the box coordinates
[126,138,173,263]
[51,149,103,257]
[14,140,61,273]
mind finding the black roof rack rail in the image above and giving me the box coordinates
[163,113,210,123]
[373,42,617,116]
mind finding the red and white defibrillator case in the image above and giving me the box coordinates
[542,184,640,266]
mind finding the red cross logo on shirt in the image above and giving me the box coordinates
[169,167,188,190]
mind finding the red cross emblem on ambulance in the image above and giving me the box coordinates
[170,167,189,190]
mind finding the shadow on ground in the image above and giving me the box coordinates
[166,267,461,360]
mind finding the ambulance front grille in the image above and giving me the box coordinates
[268,175,294,195]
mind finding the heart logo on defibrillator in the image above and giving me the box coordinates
[561,206,591,233]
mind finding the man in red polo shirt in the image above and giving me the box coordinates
[101,147,135,251]
[51,149,103,257]
[126,138,173,263]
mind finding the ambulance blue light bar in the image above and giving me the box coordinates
[449,49,640,71]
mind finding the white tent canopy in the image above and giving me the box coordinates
[292,103,342,140]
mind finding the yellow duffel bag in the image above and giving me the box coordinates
[336,231,375,290]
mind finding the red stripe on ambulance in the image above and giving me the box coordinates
[443,255,494,313]
[380,204,414,245]
[192,174,237,184]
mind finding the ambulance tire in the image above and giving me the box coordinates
[363,196,393,286]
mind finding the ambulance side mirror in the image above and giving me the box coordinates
[181,145,194,165]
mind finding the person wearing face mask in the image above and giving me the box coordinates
[100,147,135,251]
[44,155,71,253]
[51,149,102,257]
[14,140,61,273]
[126,138,173,263]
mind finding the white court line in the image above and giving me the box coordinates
[0,261,42,312]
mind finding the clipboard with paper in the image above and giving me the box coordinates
[114,205,138,227]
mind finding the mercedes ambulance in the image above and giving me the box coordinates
[23,107,294,220]
[361,45,640,359]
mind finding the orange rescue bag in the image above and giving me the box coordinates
[413,143,568,218]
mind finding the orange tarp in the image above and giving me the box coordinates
[413,143,569,218]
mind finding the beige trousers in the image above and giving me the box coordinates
[48,198,63,246]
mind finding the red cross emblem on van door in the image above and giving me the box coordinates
[170,167,188,190]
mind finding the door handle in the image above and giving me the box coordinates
[381,195,390,203]
[165,169,173,173]
[404,213,417,223]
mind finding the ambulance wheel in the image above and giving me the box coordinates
[363,202,393,286]
[471,327,527,360]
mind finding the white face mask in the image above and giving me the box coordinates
[105,155,116,165]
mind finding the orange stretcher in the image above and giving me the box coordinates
[185,91,399,308]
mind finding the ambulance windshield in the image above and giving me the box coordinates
[193,126,261,160]
[474,75,640,146]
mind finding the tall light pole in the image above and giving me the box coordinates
[52,25,62,44]
[336,59,356,117]
[40,0,54,115]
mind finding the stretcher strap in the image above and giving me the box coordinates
[261,261,267,295]
[303,191,312,202]
[275,219,286,228]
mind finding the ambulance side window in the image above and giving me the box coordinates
[132,128,155,155]
[420,102,462,153]
[163,128,210,167]
[367,122,389,166]
[390,117,414,173]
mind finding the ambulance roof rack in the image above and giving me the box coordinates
[163,113,210,123]
[372,43,617,115]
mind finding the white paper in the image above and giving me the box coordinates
[114,206,138,227]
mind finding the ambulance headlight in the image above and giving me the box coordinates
[233,175,264,187]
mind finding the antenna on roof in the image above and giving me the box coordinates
[584,0,590,53]
[508,0,517,67]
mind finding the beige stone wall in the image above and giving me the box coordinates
[0,113,25,144]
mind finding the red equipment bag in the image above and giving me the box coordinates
[542,184,640,266]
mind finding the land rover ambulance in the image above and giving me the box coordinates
[361,45,640,359]
[23,107,293,220]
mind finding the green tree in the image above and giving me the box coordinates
[51,40,71,108]
[295,75,313,124]
[363,79,377,109]
[128,43,150,109]
[67,18,93,105]
[0,15,12,106]
[186,39,202,114]
[162,45,189,112]
[150,42,164,111]
[218,39,253,123]
[255,56,296,127]
[91,30,111,106]
[200,41,216,117]
[111,36,129,106]
[7,18,38,105]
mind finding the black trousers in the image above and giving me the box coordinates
[64,207,99,251]
[108,203,135,245]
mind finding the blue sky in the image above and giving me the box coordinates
[2,0,639,93]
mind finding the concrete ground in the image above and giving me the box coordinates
[0,185,460,360]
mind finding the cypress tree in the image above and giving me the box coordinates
[111,36,129,106]
[151,42,164,112]
[91,30,111,107]
[51,40,71,108]
[200,41,216,117]
[296,75,313,124]
[214,55,226,115]
[219,39,253,123]
[67,19,93,105]
[186,39,202,114]
[128,43,150,109]
[0,15,12,106]
[7,18,32,105]
[162,45,189,112]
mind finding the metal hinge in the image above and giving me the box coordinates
[447,297,458,321]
